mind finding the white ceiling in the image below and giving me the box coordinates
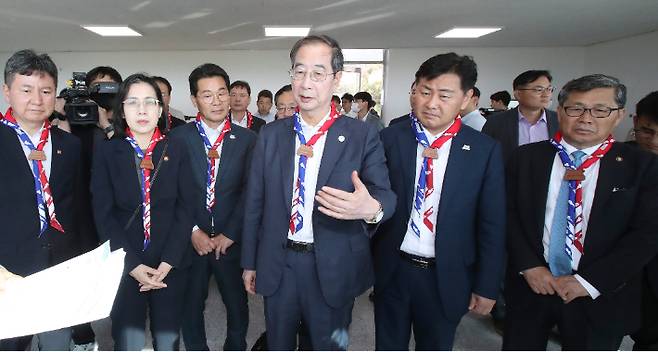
[1,0,657,52]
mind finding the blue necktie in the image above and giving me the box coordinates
[548,150,586,276]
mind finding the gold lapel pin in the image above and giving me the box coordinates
[163,156,169,161]
[615,156,623,162]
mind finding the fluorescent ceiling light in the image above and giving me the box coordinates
[82,26,142,37]
[434,27,502,38]
[264,26,310,37]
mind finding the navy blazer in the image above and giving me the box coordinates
[241,115,396,308]
[0,124,83,276]
[170,122,256,260]
[506,141,658,334]
[91,136,194,273]
[374,121,507,321]
[482,107,558,162]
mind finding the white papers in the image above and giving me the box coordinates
[0,241,125,339]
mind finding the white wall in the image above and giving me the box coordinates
[0,50,292,116]
[382,47,586,122]
[584,30,658,140]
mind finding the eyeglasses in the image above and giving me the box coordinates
[563,106,623,118]
[197,90,229,104]
[634,127,658,139]
[289,68,337,82]
[518,86,555,95]
[276,106,297,113]
[123,97,161,110]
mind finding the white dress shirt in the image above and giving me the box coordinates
[192,118,227,233]
[400,127,452,258]
[17,124,52,179]
[231,111,249,128]
[542,139,602,298]
[287,112,331,244]
[460,110,487,132]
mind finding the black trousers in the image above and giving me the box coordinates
[181,252,248,351]
[631,277,658,350]
[374,259,459,351]
[264,249,354,351]
[503,274,623,350]
[111,267,187,351]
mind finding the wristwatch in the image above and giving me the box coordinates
[364,201,384,224]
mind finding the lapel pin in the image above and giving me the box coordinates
[229,134,236,139]
[338,135,345,143]
[612,187,620,192]
[56,149,62,155]
[163,155,169,162]
[615,156,623,162]
[462,144,471,151]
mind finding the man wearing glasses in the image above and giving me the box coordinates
[503,74,658,350]
[241,34,395,350]
[483,70,559,162]
[172,63,256,350]
[273,84,296,119]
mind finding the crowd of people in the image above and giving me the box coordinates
[1,33,657,351]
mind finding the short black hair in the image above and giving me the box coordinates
[257,89,273,101]
[354,91,375,109]
[472,86,481,98]
[290,35,344,73]
[332,95,341,105]
[341,93,353,102]
[230,80,251,96]
[4,49,58,87]
[490,90,511,105]
[414,52,477,93]
[86,66,122,85]
[557,74,626,108]
[188,63,230,97]
[111,73,166,139]
[151,76,172,95]
[636,91,658,124]
[274,84,292,105]
[513,70,552,90]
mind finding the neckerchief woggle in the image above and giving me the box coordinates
[125,127,165,250]
[549,132,614,258]
[195,113,232,211]
[288,103,341,236]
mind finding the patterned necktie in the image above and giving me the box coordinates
[548,150,585,276]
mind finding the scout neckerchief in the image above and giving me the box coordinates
[195,113,232,211]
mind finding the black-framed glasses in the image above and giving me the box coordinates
[563,106,623,118]
[518,86,555,94]
[289,69,337,82]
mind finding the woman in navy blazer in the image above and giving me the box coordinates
[91,73,194,350]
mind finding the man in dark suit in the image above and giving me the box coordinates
[0,49,84,350]
[229,80,266,133]
[172,63,256,351]
[628,91,658,350]
[503,74,658,350]
[374,53,506,350]
[482,70,559,162]
[152,76,186,132]
[241,34,396,350]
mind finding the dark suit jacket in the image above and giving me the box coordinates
[91,136,194,273]
[170,122,256,260]
[0,124,83,276]
[388,114,411,126]
[482,107,558,161]
[505,141,658,334]
[241,116,396,308]
[374,122,507,321]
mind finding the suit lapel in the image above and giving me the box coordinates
[49,130,65,192]
[116,140,142,203]
[531,142,558,236]
[436,130,470,224]
[184,125,212,188]
[510,107,520,148]
[278,118,296,214]
[396,123,418,215]
[216,126,238,187]
[316,117,349,191]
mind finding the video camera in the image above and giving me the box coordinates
[60,72,119,125]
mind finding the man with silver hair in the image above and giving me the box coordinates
[503,74,658,350]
